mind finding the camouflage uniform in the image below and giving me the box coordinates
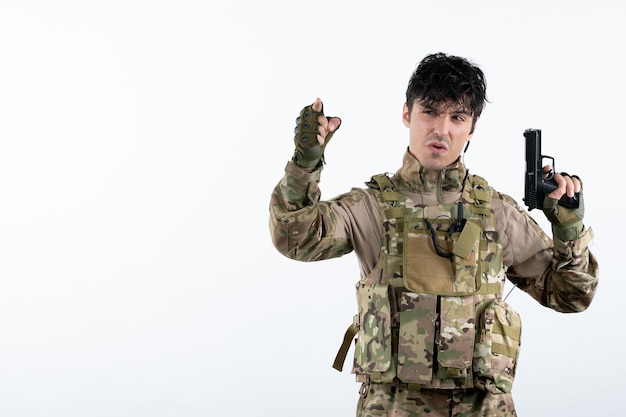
[269,149,598,417]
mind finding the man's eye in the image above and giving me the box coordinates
[453,115,465,122]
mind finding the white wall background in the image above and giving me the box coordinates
[0,1,621,416]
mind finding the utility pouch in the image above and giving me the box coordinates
[437,296,476,378]
[397,292,437,384]
[403,217,482,296]
[353,283,394,381]
[473,299,522,394]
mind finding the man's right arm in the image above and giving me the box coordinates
[269,99,351,262]
[269,160,352,261]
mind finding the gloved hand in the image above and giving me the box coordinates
[542,174,585,241]
[292,98,341,168]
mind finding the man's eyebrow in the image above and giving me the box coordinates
[451,107,472,115]
[417,101,472,116]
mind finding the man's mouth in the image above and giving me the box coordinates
[428,142,448,153]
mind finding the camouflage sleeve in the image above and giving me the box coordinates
[496,193,599,313]
[269,160,359,262]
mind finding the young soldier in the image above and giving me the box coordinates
[269,52,598,416]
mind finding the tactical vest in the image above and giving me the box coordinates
[333,172,522,394]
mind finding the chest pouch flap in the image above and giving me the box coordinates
[403,217,482,296]
[397,292,437,384]
[437,296,476,374]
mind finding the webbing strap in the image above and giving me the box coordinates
[332,323,359,371]
[372,174,394,192]
[489,316,521,357]
[468,174,492,216]
[369,371,382,382]
[385,207,404,219]
[446,367,470,378]
[479,282,501,295]
[492,342,518,358]
[381,191,400,203]
[493,320,521,341]
[472,187,491,202]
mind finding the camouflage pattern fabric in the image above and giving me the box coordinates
[355,284,393,375]
[473,299,521,394]
[356,383,517,417]
[269,162,355,260]
[397,292,437,384]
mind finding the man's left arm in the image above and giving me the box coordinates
[500,179,599,312]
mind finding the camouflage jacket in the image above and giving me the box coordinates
[269,149,598,390]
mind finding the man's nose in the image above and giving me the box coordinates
[433,115,451,137]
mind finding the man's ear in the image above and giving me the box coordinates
[402,103,410,127]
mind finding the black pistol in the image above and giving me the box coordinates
[523,128,579,211]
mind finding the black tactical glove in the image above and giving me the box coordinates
[292,103,339,168]
[542,176,585,241]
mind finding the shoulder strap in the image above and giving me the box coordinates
[366,173,394,191]
[468,174,493,216]
[367,174,403,214]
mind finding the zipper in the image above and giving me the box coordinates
[436,170,445,204]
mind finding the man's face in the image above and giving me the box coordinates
[403,100,475,170]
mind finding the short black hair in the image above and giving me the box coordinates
[406,53,487,129]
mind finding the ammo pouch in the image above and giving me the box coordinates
[398,293,475,385]
[349,286,521,391]
[350,284,478,386]
[473,299,522,393]
[351,283,396,383]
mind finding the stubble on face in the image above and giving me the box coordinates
[405,100,473,170]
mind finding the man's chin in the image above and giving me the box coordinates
[423,155,447,170]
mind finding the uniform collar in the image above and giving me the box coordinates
[394,148,468,193]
